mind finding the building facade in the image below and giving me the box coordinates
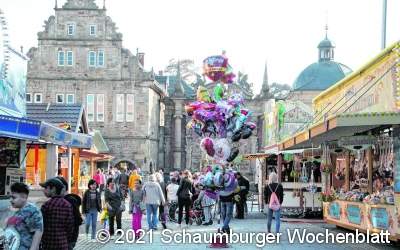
[26,0,164,173]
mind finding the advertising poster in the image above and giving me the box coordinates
[346,205,362,225]
[329,202,340,219]
[370,207,389,230]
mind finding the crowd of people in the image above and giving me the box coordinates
[5,166,285,250]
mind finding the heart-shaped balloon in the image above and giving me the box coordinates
[231,131,242,142]
[227,148,239,162]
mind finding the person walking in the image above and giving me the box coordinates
[129,180,144,238]
[142,174,165,230]
[82,179,102,242]
[115,168,129,198]
[155,172,168,229]
[235,172,250,219]
[93,169,106,194]
[40,178,74,250]
[166,177,179,221]
[176,170,193,229]
[7,182,43,250]
[195,185,217,225]
[264,172,284,233]
[104,178,123,238]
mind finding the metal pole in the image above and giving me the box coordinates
[381,0,387,50]
[67,147,72,193]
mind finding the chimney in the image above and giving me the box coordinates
[137,52,145,67]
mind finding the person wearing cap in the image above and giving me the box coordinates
[234,172,249,219]
[55,176,83,249]
[40,178,74,250]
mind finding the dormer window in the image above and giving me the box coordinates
[67,23,75,36]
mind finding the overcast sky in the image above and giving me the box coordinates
[1,0,399,93]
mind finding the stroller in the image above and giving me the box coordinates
[168,201,205,226]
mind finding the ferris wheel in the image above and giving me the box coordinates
[0,8,10,80]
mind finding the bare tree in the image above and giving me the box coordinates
[164,58,199,84]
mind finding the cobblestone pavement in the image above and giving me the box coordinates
[75,211,399,250]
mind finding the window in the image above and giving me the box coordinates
[89,25,96,36]
[58,51,65,66]
[56,94,64,104]
[87,94,95,122]
[26,93,32,103]
[126,94,134,122]
[116,94,124,122]
[88,51,96,67]
[34,93,42,103]
[97,94,104,122]
[98,50,104,67]
[66,51,73,66]
[66,94,74,104]
[67,23,75,36]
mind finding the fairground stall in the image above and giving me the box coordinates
[279,42,400,241]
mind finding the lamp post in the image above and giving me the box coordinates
[381,0,387,50]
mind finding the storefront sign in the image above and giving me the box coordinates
[329,202,340,219]
[347,205,361,225]
[338,135,376,150]
[70,133,92,149]
[313,50,397,116]
[39,122,72,146]
[0,115,41,140]
[370,207,389,229]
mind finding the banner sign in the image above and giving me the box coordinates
[329,202,340,219]
[346,205,362,225]
[370,207,389,230]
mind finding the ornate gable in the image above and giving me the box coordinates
[62,0,99,9]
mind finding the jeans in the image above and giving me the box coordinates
[109,211,122,236]
[220,202,233,230]
[204,206,212,223]
[85,208,98,239]
[178,198,191,225]
[146,204,159,229]
[267,208,281,233]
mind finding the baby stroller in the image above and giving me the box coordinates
[189,201,205,226]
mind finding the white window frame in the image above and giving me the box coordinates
[89,24,96,36]
[56,94,64,104]
[88,51,96,67]
[66,51,73,66]
[97,50,105,67]
[34,93,42,103]
[87,94,95,122]
[67,23,75,36]
[116,94,125,122]
[66,94,75,104]
[58,51,65,66]
[96,94,105,122]
[26,93,32,103]
[126,94,134,122]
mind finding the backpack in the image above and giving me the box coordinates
[268,184,281,211]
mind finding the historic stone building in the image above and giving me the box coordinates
[26,0,164,172]
[26,0,272,178]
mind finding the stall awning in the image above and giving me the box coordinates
[80,149,113,160]
[0,114,41,140]
[39,122,92,149]
[243,153,270,160]
[279,112,400,151]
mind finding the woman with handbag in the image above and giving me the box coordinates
[129,180,145,238]
[104,178,123,238]
[177,170,193,229]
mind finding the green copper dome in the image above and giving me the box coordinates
[293,34,352,91]
[293,61,352,91]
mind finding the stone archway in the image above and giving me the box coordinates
[112,158,137,171]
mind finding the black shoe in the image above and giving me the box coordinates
[202,222,210,226]
[162,223,167,229]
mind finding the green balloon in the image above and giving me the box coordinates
[213,84,224,102]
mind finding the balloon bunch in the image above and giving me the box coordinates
[197,165,238,195]
[186,84,256,164]
[203,54,235,84]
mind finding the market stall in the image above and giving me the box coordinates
[278,41,400,240]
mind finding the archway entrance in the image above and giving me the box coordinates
[113,159,136,171]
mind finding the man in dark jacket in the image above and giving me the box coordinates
[235,172,250,219]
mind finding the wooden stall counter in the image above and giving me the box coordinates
[323,200,400,241]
